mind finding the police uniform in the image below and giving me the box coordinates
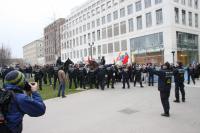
[173,66,185,102]
[148,66,173,117]
[88,68,96,89]
[122,66,130,89]
[134,65,144,87]
[96,65,106,90]
[47,65,54,86]
[68,65,77,89]
[34,66,43,90]
[42,66,48,85]
[53,66,59,90]
[78,66,87,89]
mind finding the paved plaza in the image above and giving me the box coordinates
[23,82,200,133]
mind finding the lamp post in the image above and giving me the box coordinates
[171,51,175,64]
[88,42,94,59]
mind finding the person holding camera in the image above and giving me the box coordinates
[1,70,46,133]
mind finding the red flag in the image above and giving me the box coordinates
[122,53,129,64]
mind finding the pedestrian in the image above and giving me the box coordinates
[58,66,67,98]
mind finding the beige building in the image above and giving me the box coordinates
[23,38,45,66]
[44,18,65,65]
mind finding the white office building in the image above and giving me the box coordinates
[23,38,45,66]
[60,0,200,65]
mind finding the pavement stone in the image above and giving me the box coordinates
[23,81,200,133]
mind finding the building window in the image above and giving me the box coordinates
[146,12,152,27]
[76,37,79,46]
[114,41,120,52]
[135,1,142,12]
[88,33,91,42]
[84,35,86,44]
[84,48,87,57]
[92,32,96,42]
[120,21,126,34]
[156,9,163,25]
[194,0,199,9]
[87,23,90,30]
[77,50,79,58]
[128,18,134,32]
[113,10,118,20]
[102,28,107,39]
[155,0,162,4]
[107,13,112,23]
[92,21,95,28]
[121,40,127,51]
[114,23,119,36]
[98,45,101,55]
[175,8,179,24]
[188,0,192,7]
[108,43,113,53]
[80,36,83,45]
[137,16,142,30]
[102,44,107,54]
[107,1,111,9]
[195,14,199,28]
[97,18,100,27]
[182,10,186,25]
[102,16,106,24]
[120,8,125,18]
[127,4,133,15]
[107,26,112,38]
[189,12,192,26]
[181,0,185,5]
[93,47,96,55]
[79,26,82,33]
[97,30,101,40]
[101,4,106,12]
[83,25,86,31]
[144,0,151,8]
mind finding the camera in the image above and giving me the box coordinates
[23,81,32,91]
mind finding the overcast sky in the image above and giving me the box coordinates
[0,0,87,58]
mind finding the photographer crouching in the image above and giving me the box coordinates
[0,70,46,133]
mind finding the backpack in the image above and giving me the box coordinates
[0,89,13,133]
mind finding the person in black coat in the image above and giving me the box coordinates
[148,63,155,86]
[187,64,196,84]
[122,65,130,89]
[173,62,185,103]
[33,65,44,90]
[47,64,54,86]
[68,64,78,89]
[134,65,144,88]
[53,65,59,90]
[96,65,106,90]
[147,62,173,117]
[78,64,87,89]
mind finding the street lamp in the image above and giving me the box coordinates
[171,51,175,64]
[88,42,94,59]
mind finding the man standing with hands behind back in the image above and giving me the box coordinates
[58,66,67,98]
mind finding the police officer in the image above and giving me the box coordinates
[88,66,96,89]
[42,65,48,85]
[122,65,130,89]
[106,66,115,89]
[96,65,106,90]
[147,62,173,117]
[53,65,59,90]
[68,64,77,89]
[148,63,155,86]
[173,62,185,103]
[187,64,196,85]
[134,65,144,88]
[47,64,54,86]
[78,64,87,89]
[33,65,43,90]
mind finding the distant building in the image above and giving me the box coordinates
[23,38,45,66]
[61,0,200,65]
[44,18,65,65]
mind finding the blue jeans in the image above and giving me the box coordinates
[58,81,65,97]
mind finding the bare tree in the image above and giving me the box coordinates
[0,44,11,67]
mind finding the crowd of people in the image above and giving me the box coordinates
[0,58,200,133]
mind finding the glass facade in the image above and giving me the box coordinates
[176,31,199,64]
[130,32,164,64]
